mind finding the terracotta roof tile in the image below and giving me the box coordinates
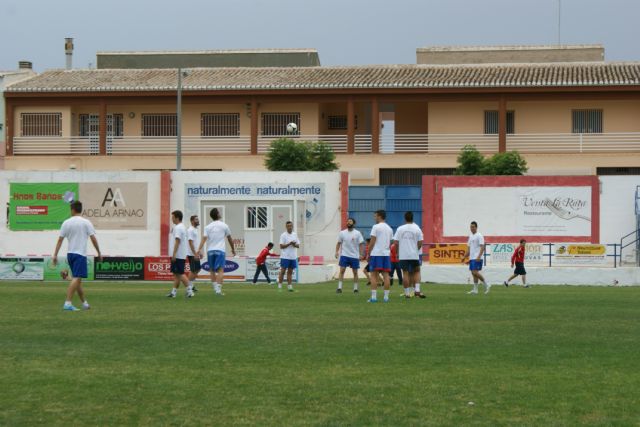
[6,62,640,93]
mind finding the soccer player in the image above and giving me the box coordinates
[197,208,236,296]
[278,221,300,292]
[394,211,425,299]
[462,221,491,295]
[389,241,403,287]
[504,239,529,288]
[53,200,102,311]
[363,238,372,286]
[252,242,277,284]
[366,209,394,303]
[335,217,365,294]
[167,210,194,298]
[186,215,201,292]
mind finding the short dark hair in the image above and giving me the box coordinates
[210,208,220,221]
[347,217,356,225]
[375,209,386,220]
[520,239,526,244]
[404,211,413,222]
[267,242,274,248]
[471,221,478,227]
[190,215,198,222]
[70,200,83,213]
[172,210,183,221]
[286,221,293,226]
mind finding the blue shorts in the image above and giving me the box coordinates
[469,259,483,271]
[339,256,360,269]
[67,253,88,279]
[171,258,186,275]
[207,250,226,272]
[369,255,391,272]
[280,258,297,270]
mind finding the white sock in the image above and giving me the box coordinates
[188,281,193,287]
[187,284,193,291]
[353,282,359,290]
[337,281,343,290]
[404,288,410,296]
[64,300,72,306]
[215,283,222,293]
[171,288,177,295]
[473,283,478,292]
[384,290,390,299]
[288,284,293,290]
[415,283,421,293]
[278,282,282,289]
[371,290,377,300]
[409,286,415,294]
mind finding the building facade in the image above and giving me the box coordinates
[4,46,640,184]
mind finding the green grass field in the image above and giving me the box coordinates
[1,281,639,426]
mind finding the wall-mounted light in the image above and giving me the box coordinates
[128,112,135,119]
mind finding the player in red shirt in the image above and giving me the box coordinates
[504,239,529,288]
[389,241,403,287]
[252,242,277,284]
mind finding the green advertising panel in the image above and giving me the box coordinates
[43,256,95,281]
[9,183,79,231]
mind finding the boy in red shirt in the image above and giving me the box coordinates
[504,239,529,288]
[389,241,403,287]
[252,242,277,284]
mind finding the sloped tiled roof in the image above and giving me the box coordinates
[6,62,640,93]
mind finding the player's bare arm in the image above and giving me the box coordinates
[172,237,180,262]
[90,235,103,262]
[52,236,64,266]
[227,235,236,257]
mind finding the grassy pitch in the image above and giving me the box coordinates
[1,281,639,426]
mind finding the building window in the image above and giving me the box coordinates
[328,115,358,130]
[201,113,240,137]
[79,114,124,137]
[246,206,268,230]
[484,111,515,134]
[142,114,177,137]
[572,109,603,133]
[20,113,62,137]
[262,113,300,136]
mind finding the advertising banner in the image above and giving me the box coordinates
[0,257,44,280]
[489,243,545,265]
[80,183,148,230]
[145,256,248,281]
[95,257,145,280]
[199,258,247,282]
[144,257,174,281]
[554,244,608,266]
[427,244,468,264]
[43,256,95,281]
[246,257,298,283]
[516,187,592,236]
[9,183,79,230]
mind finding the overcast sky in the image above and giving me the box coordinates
[1,0,639,71]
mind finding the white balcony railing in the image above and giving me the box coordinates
[11,133,640,156]
[508,133,640,153]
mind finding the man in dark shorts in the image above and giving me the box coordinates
[394,211,425,299]
[504,239,529,288]
[167,210,194,298]
[186,215,202,292]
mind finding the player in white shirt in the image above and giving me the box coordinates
[366,209,394,303]
[186,215,202,292]
[197,208,236,296]
[335,217,365,294]
[394,211,425,299]
[462,221,491,295]
[53,200,102,311]
[278,221,300,292]
[167,210,194,298]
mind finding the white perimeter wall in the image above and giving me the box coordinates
[0,171,161,257]
[170,171,343,259]
[599,176,640,244]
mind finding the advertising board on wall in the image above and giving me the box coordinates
[516,187,592,236]
[554,244,609,266]
[489,243,545,265]
[0,257,44,280]
[246,257,297,282]
[427,244,467,264]
[43,256,95,281]
[95,257,145,280]
[8,182,148,231]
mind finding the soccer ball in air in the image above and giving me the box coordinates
[286,123,298,134]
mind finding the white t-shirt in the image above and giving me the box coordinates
[394,223,424,260]
[204,220,231,253]
[171,223,188,260]
[187,225,200,257]
[468,232,485,260]
[279,231,300,260]
[369,222,394,257]
[59,215,96,256]
[338,228,364,259]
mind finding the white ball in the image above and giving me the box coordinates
[286,122,298,134]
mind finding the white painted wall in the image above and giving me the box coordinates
[170,171,343,259]
[599,176,640,262]
[0,171,161,256]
